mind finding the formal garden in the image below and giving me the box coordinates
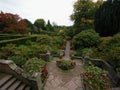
[0,0,120,90]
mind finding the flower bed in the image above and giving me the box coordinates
[56,58,76,70]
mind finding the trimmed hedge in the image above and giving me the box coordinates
[0,35,25,41]
[0,36,37,46]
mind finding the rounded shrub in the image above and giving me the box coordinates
[23,57,46,75]
[72,30,101,49]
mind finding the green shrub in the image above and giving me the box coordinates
[36,35,52,46]
[0,44,16,59]
[72,30,101,49]
[8,55,27,67]
[0,36,37,46]
[98,37,112,51]
[23,57,46,75]
[109,33,120,47]
[74,49,82,56]
[15,45,32,59]
[104,46,120,72]
[82,48,93,57]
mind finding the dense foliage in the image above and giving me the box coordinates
[23,57,45,75]
[72,30,101,49]
[0,12,29,34]
[80,62,110,90]
[94,0,120,36]
[71,0,103,34]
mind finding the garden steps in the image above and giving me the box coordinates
[0,73,32,90]
[0,60,38,90]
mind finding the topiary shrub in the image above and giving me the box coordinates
[72,30,101,50]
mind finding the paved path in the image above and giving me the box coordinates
[44,58,84,90]
[64,41,71,60]
[44,41,84,90]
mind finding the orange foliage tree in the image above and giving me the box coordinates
[0,12,28,34]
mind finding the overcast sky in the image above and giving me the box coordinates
[0,0,97,26]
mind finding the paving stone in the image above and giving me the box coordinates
[44,41,83,90]
[47,74,54,81]
[64,81,78,90]
[50,79,60,88]
[45,81,52,88]
[44,86,50,90]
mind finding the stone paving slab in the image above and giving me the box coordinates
[44,59,84,90]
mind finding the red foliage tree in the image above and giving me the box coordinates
[0,12,28,34]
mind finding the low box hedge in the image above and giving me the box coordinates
[0,36,37,46]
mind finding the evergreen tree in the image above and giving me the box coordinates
[46,20,54,32]
[94,0,120,36]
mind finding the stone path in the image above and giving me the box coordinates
[64,41,71,59]
[44,41,84,90]
[44,58,84,90]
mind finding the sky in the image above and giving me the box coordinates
[0,0,80,26]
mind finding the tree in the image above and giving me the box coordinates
[46,20,54,32]
[94,0,120,36]
[71,0,103,34]
[34,19,46,31]
[0,12,28,34]
[22,19,34,33]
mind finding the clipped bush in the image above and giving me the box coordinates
[8,55,27,67]
[0,36,37,46]
[72,30,101,49]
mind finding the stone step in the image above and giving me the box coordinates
[16,83,26,90]
[0,77,16,90]
[7,80,21,90]
[0,74,12,87]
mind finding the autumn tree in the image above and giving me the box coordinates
[0,12,28,34]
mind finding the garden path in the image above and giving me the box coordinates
[44,41,84,90]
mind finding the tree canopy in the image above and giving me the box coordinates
[94,0,120,36]
[34,19,46,31]
[71,0,103,34]
[0,12,28,34]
